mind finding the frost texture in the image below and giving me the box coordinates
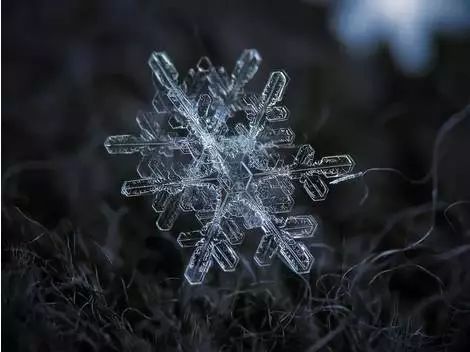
[105,50,355,284]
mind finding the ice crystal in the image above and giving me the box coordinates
[105,50,355,284]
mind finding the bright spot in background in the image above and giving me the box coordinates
[332,0,470,74]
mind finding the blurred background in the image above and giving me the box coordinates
[2,0,470,351]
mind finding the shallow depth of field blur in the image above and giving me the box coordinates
[2,0,470,351]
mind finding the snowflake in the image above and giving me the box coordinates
[104,50,355,284]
